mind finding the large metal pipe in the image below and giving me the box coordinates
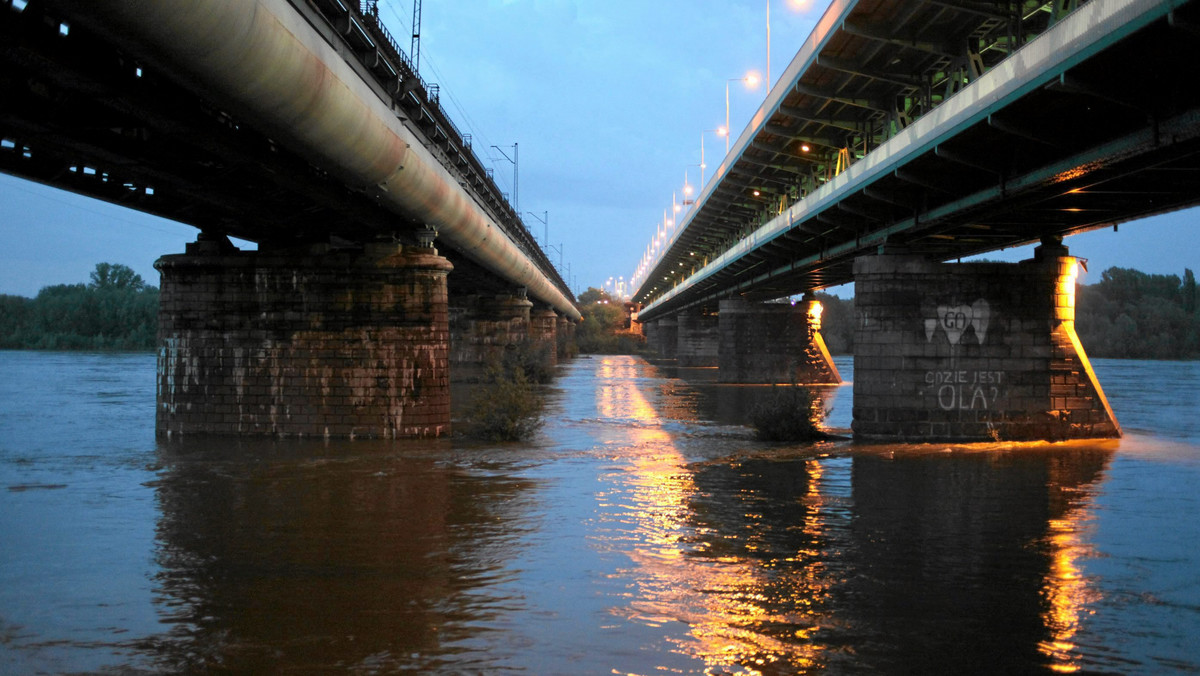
[48,0,581,321]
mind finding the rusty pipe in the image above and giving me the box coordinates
[47,0,581,320]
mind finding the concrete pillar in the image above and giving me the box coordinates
[155,240,452,439]
[448,292,532,381]
[529,306,559,367]
[676,309,719,367]
[851,243,1120,442]
[717,297,842,384]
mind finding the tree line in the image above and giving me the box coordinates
[816,266,1200,360]
[0,263,158,350]
[2,264,1197,359]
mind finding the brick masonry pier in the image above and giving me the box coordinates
[644,316,678,361]
[449,292,532,382]
[529,306,560,367]
[717,297,841,384]
[155,239,453,439]
[852,242,1120,442]
[676,308,720,367]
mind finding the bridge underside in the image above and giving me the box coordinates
[639,0,1200,319]
[1,1,579,438]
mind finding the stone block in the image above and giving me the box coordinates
[851,252,1118,442]
[155,244,453,439]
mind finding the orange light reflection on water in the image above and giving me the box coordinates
[594,357,830,674]
[1038,508,1102,673]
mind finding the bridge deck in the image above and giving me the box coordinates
[634,0,1200,320]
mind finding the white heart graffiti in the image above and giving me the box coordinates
[924,299,990,345]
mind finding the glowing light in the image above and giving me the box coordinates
[745,72,761,88]
[595,355,831,673]
[800,143,811,152]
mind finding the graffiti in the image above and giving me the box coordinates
[925,370,1003,410]
[924,299,990,345]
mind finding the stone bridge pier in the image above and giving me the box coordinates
[529,305,560,367]
[852,239,1120,442]
[644,316,678,361]
[155,238,453,439]
[717,297,841,384]
[448,290,533,382]
[676,308,719,367]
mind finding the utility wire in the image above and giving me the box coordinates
[378,0,515,198]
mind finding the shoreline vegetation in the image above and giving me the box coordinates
[813,266,1199,361]
[0,263,158,351]
[1,264,1197,360]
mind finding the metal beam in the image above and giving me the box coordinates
[794,83,888,112]
[776,105,866,134]
[815,54,925,88]
[840,18,957,58]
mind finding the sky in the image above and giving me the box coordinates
[0,0,1196,299]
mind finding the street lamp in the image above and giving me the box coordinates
[701,128,726,187]
[767,0,813,91]
[726,73,760,154]
[683,166,700,208]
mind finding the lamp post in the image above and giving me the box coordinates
[725,74,760,154]
[767,1,811,92]
[684,166,700,212]
[491,142,518,212]
[701,128,726,187]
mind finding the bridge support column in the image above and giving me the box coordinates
[529,306,559,367]
[676,309,719,367]
[557,315,577,361]
[717,297,841,384]
[851,243,1120,442]
[645,317,678,360]
[448,292,533,382]
[155,240,453,439]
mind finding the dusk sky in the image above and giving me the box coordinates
[0,0,1195,299]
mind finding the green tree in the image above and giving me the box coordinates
[90,262,145,291]
[1075,266,1199,359]
[1184,268,1196,315]
[0,263,158,351]
[575,286,644,354]
[814,292,855,354]
[578,287,612,305]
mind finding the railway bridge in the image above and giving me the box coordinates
[0,0,579,438]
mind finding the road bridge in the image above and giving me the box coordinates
[633,0,1200,442]
[0,0,579,438]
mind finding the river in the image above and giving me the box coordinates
[1,351,1198,674]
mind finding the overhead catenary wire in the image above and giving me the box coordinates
[377,1,518,202]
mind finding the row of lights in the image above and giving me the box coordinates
[630,1,816,302]
[630,73,763,299]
